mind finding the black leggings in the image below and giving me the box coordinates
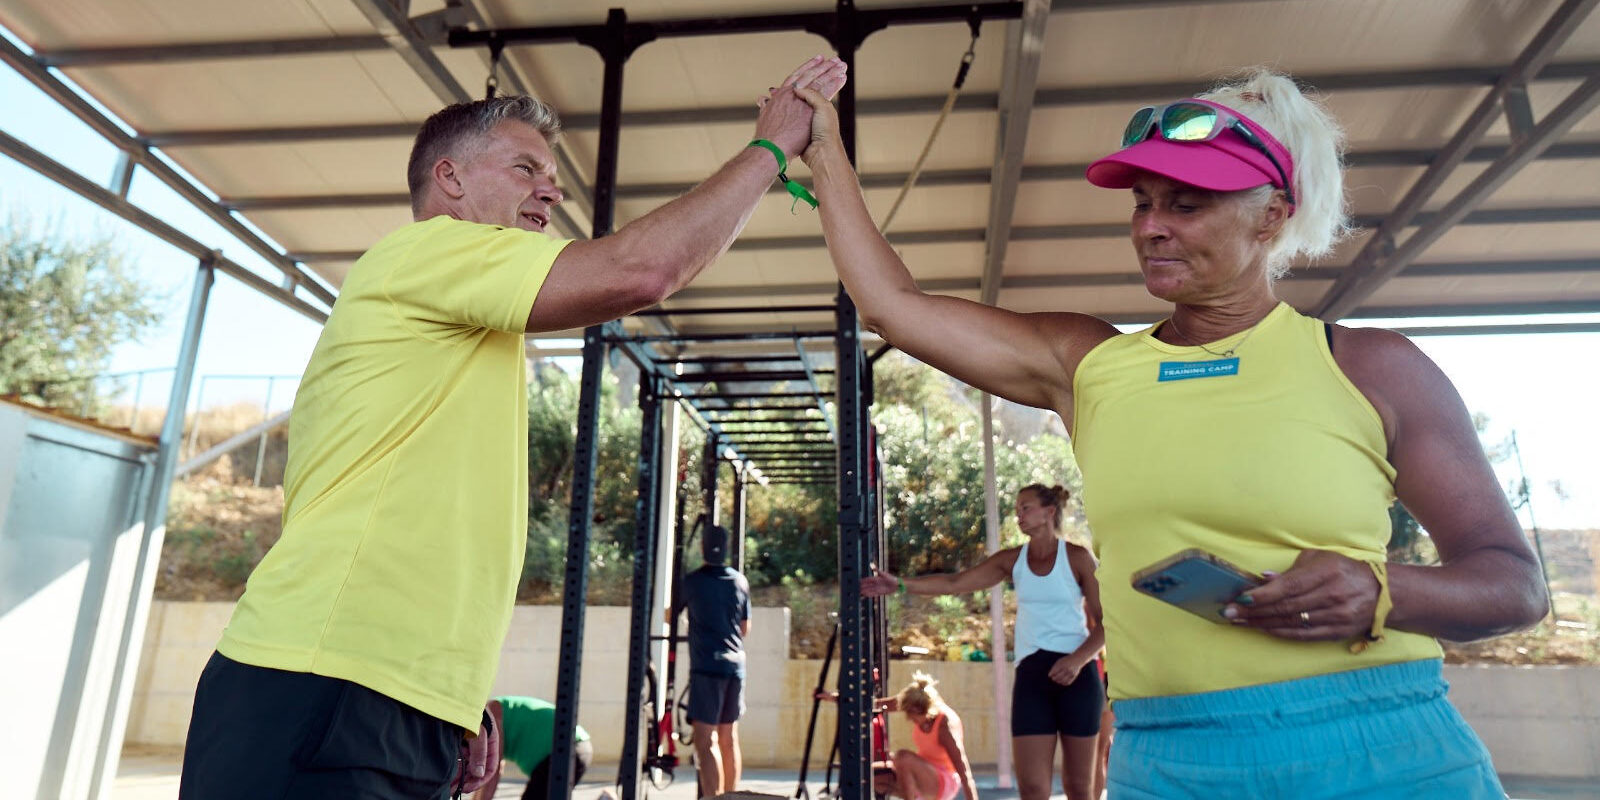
[1011,649,1106,737]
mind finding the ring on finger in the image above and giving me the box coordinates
[1298,610,1312,628]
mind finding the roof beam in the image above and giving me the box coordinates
[1344,299,1600,318]
[1387,321,1600,337]
[964,299,1600,327]
[980,0,1049,305]
[287,203,1600,262]
[533,298,1600,338]
[454,0,597,236]
[136,59,1600,146]
[0,128,329,324]
[145,123,418,147]
[25,0,1276,67]
[447,2,1026,50]
[222,140,1600,211]
[352,0,470,106]
[659,256,1600,301]
[1314,0,1600,319]
[0,34,337,307]
[1321,74,1600,319]
[343,0,592,244]
[34,36,393,67]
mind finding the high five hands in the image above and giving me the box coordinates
[754,56,849,159]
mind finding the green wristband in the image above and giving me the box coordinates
[897,576,907,595]
[748,138,787,173]
[748,138,819,211]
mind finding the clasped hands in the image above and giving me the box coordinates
[752,55,848,162]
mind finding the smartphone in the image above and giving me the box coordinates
[1130,548,1265,623]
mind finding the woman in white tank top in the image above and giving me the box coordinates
[862,484,1106,800]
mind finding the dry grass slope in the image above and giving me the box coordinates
[150,404,1599,666]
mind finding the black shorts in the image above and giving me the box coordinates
[179,652,461,800]
[1011,650,1106,738]
[686,671,745,725]
[521,740,592,800]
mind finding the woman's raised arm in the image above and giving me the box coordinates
[796,88,1116,413]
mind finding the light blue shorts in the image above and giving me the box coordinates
[1108,659,1504,799]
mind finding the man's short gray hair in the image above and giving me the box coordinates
[406,95,563,213]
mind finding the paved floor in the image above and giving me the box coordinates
[114,747,1597,800]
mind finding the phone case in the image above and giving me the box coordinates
[1130,548,1265,624]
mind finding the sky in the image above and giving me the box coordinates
[0,48,1595,531]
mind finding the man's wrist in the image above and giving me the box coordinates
[745,138,818,210]
[747,138,788,173]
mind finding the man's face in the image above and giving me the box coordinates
[452,120,563,232]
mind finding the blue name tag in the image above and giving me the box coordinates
[1158,358,1240,382]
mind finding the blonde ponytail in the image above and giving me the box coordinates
[1199,69,1352,277]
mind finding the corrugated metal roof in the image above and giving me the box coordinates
[4,0,1598,342]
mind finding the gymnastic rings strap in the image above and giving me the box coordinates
[485,37,504,100]
[877,20,980,234]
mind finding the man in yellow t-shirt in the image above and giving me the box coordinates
[178,56,848,800]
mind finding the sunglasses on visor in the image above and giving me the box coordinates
[1122,101,1296,207]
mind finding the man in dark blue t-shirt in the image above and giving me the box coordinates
[672,523,751,797]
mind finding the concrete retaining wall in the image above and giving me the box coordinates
[127,602,1600,780]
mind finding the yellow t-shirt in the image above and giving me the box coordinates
[218,216,571,730]
[1071,302,1441,701]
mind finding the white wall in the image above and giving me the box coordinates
[1445,664,1600,779]
[125,602,1600,780]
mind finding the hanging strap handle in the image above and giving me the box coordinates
[878,17,981,233]
[484,36,504,99]
[748,138,819,212]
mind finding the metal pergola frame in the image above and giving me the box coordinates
[6,1,1600,797]
[550,309,882,800]
[4,1,1597,326]
[491,4,1017,795]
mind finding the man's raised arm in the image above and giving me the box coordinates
[526,55,847,333]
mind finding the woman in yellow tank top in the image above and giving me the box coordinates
[787,66,1548,798]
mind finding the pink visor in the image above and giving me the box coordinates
[1085,98,1295,198]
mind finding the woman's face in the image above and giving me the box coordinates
[1127,173,1280,304]
[1014,490,1055,535]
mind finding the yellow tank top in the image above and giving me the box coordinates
[1071,302,1440,700]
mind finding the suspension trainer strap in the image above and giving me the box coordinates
[878,20,981,234]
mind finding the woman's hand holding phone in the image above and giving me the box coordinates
[1220,549,1380,641]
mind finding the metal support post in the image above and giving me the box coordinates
[733,471,748,572]
[551,9,638,794]
[704,432,721,528]
[252,376,279,486]
[91,257,213,798]
[654,382,683,716]
[620,374,665,800]
[980,395,1013,784]
[184,376,208,457]
[831,4,875,794]
[549,324,606,800]
[130,373,146,434]
[867,381,888,726]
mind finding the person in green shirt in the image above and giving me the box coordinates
[473,697,591,800]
